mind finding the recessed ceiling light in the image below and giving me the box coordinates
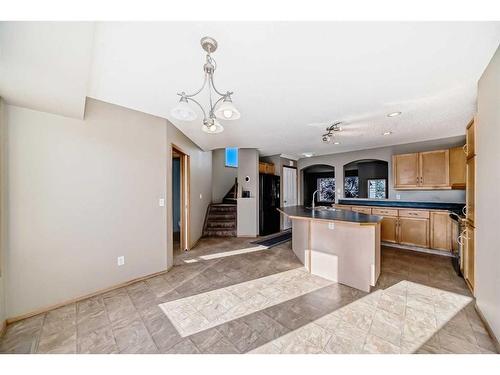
[333,141,340,145]
[302,152,314,157]
[383,131,392,136]
[387,111,402,117]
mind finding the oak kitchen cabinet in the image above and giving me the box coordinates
[462,119,475,293]
[398,216,430,248]
[463,224,475,291]
[336,204,452,251]
[393,147,465,190]
[393,153,419,188]
[259,162,275,175]
[430,211,452,251]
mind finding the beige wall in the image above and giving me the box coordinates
[211,148,237,203]
[237,149,259,237]
[3,98,211,318]
[0,98,6,328]
[298,136,467,204]
[475,45,500,342]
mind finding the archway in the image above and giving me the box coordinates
[343,159,388,199]
[302,164,335,206]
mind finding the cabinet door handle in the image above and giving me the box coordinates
[462,206,467,216]
[461,228,469,241]
[463,144,468,155]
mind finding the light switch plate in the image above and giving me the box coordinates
[159,198,165,207]
[328,222,335,230]
[396,194,401,200]
[117,256,125,266]
[200,194,203,199]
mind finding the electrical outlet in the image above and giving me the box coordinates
[396,194,401,200]
[328,222,335,230]
[117,256,125,266]
[159,198,165,207]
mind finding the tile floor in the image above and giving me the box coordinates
[0,237,497,354]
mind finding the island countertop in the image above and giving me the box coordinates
[278,205,382,224]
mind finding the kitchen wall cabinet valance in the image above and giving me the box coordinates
[393,147,465,190]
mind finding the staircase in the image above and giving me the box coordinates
[203,204,237,237]
[222,177,238,204]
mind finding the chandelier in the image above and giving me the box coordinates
[170,36,240,134]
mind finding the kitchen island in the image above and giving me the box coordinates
[278,205,382,292]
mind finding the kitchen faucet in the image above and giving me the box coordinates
[312,190,319,210]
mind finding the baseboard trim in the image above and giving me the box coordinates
[382,242,454,257]
[0,319,6,338]
[474,303,500,353]
[6,267,172,325]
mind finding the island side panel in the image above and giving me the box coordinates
[292,218,310,269]
[310,221,377,292]
[373,222,381,286]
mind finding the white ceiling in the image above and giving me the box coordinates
[0,22,95,119]
[1,22,499,157]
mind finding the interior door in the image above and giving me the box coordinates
[283,166,297,230]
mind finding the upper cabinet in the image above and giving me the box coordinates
[259,162,275,175]
[419,150,450,188]
[393,153,419,188]
[393,147,465,190]
[465,119,475,159]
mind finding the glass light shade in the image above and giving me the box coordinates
[214,99,241,120]
[171,99,197,121]
[202,119,224,134]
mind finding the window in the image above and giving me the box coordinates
[368,179,387,199]
[344,176,359,198]
[225,147,238,168]
[317,178,335,202]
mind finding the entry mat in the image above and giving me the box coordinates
[251,229,292,248]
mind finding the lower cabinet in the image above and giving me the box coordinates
[380,216,398,243]
[463,224,475,291]
[338,204,453,251]
[398,217,430,248]
[430,212,452,251]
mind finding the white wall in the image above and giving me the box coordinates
[475,45,500,343]
[3,98,211,318]
[237,149,259,237]
[212,148,237,203]
[297,136,467,204]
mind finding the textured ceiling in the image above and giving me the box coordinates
[1,22,499,157]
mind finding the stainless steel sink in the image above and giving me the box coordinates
[306,206,337,211]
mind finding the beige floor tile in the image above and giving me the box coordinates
[363,334,400,354]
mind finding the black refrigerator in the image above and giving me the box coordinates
[259,174,281,236]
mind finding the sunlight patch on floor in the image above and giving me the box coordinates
[250,280,473,354]
[182,245,269,264]
[159,267,333,337]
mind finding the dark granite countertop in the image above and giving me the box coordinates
[337,198,465,215]
[278,205,382,224]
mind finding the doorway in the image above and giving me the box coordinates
[282,166,297,229]
[172,145,190,254]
